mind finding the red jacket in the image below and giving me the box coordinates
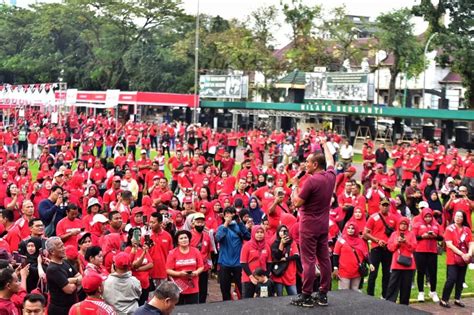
[387,228,417,270]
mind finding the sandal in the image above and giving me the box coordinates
[454,300,465,308]
[439,300,451,308]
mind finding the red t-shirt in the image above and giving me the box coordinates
[334,238,368,279]
[125,246,153,289]
[298,166,336,235]
[444,224,472,265]
[240,242,271,283]
[149,230,173,279]
[365,212,397,249]
[190,230,212,272]
[56,218,85,247]
[69,297,116,315]
[165,247,203,294]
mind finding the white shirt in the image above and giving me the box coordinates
[340,145,354,159]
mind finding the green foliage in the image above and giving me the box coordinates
[374,9,424,106]
[413,0,474,109]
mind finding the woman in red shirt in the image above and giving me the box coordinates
[333,222,370,291]
[386,217,417,305]
[413,208,443,303]
[240,225,271,298]
[166,230,204,305]
[124,227,154,306]
[271,225,299,296]
[440,211,473,308]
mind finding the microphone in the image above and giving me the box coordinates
[297,170,306,179]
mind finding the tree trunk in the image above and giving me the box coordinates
[387,70,398,106]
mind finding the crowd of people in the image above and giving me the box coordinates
[0,109,473,314]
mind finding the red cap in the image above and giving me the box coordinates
[183,196,193,203]
[347,166,357,173]
[152,175,161,180]
[82,273,104,293]
[113,175,121,182]
[376,163,384,169]
[65,245,78,260]
[114,252,132,269]
[64,169,72,175]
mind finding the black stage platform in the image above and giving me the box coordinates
[175,290,429,315]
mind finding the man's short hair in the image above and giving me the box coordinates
[23,293,46,307]
[0,267,14,290]
[310,153,326,170]
[45,236,61,254]
[66,203,79,212]
[223,207,236,215]
[85,246,102,262]
[108,211,120,220]
[121,190,133,200]
[151,212,163,223]
[28,218,43,228]
[0,209,14,223]
[154,281,180,301]
[50,185,63,193]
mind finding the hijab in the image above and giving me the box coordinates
[247,225,267,267]
[248,196,264,225]
[341,221,368,257]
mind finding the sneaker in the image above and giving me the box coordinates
[418,292,425,302]
[429,291,440,303]
[463,282,468,289]
[290,294,314,308]
[313,292,328,306]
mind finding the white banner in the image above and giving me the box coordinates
[105,89,120,108]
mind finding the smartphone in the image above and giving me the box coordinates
[142,215,148,225]
[186,270,193,274]
[133,229,141,242]
[80,228,85,232]
[278,191,285,197]
[12,252,26,266]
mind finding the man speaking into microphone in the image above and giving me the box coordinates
[290,138,336,308]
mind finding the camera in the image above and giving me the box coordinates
[232,214,240,221]
[144,234,154,247]
[277,191,285,197]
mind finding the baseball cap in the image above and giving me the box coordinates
[64,169,72,176]
[54,171,64,177]
[82,273,104,293]
[141,149,147,154]
[347,166,357,173]
[91,213,108,225]
[380,198,390,206]
[192,212,205,221]
[376,164,384,169]
[131,207,144,216]
[183,196,193,203]
[87,197,101,209]
[418,201,429,209]
[114,252,132,269]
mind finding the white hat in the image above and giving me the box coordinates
[418,201,429,209]
[91,214,108,225]
[87,197,101,209]
[54,171,64,177]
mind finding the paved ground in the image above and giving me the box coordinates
[411,298,474,315]
[176,289,429,315]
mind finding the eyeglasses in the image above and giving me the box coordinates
[381,204,389,207]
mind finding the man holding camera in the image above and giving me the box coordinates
[215,207,251,301]
[363,198,397,299]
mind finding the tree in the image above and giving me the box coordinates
[413,0,474,109]
[281,0,334,71]
[321,6,367,70]
[374,9,424,106]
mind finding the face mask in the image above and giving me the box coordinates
[195,226,205,233]
[267,182,274,188]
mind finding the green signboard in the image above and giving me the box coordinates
[200,101,474,121]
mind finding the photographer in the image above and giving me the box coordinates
[271,225,299,296]
[215,207,251,301]
[124,227,153,306]
[38,185,66,237]
[363,199,397,299]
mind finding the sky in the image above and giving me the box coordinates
[180,0,428,47]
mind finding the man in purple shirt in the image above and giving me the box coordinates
[290,138,336,308]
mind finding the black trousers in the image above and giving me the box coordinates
[414,252,437,292]
[367,247,393,298]
[219,265,242,301]
[242,281,256,299]
[128,145,136,160]
[198,271,209,303]
[138,286,150,306]
[442,265,467,302]
[178,292,199,305]
[386,269,414,305]
[228,146,237,159]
